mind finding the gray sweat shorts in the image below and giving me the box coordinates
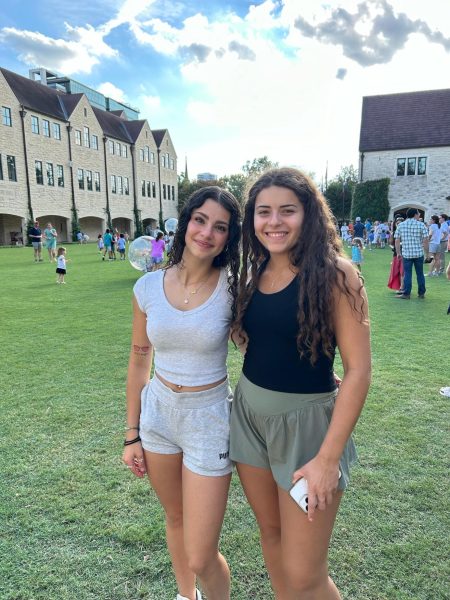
[140,376,233,477]
[229,374,357,492]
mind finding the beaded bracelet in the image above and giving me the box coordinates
[124,435,141,446]
[125,426,139,432]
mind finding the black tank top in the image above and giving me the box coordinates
[242,277,337,393]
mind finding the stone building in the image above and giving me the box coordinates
[359,89,450,219]
[0,66,178,245]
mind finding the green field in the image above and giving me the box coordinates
[1,244,449,600]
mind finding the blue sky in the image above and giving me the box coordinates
[1,0,450,181]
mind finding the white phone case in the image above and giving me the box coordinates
[289,471,342,513]
[289,477,309,513]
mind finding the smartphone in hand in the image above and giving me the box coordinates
[289,471,341,513]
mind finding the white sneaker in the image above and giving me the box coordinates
[176,589,202,600]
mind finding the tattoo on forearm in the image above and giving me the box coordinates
[133,345,150,355]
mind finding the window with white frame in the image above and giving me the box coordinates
[111,175,117,193]
[91,134,98,150]
[163,184,166,199]
[2,106,12,126]
[418,157,427,175]
[75,129,82,145]
[150,152,155,165]
[116,142,121,155]
[86,170,93,191]
[53,123,61,140]
[43,120,50,137]
[84,126,90,147]
[31,116,39,134]
[140,149,144,161]
[78,168,84,189]
[35,161,43,185]
[94,172,101,192]
[144,146,149,162]
[407,157,416,176]
[396,158,406,176]
[141,180,145,196]
[122,145,127,158]
[172,185,175,200]
[124,176,129,195]
[117,175,123,195]
[152,182,156,198]
[46,162,54,186]
[7,156,17,181]
[397,156,427,177]
[57,165,64,187]
[109,140,114,154]
[147,181,151,197]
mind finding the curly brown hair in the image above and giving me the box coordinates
[234,167,365,364]
[165,186,242,320]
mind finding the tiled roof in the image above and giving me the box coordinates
[59,93,84,118]
[123,120,146,143]
[152,128,167,148]
[359,89,450,152]
[1,67,68,120]
[92,107,133,143]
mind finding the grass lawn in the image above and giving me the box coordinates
[1,243,449,600]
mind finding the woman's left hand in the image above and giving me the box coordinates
[292,456,340,522]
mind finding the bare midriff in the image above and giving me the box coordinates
[155,371,227,393]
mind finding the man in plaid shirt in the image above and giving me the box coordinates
[394,208,429,299]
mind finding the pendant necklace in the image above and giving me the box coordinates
[178,270,211,304]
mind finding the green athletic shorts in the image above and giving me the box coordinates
[229,374,357,492]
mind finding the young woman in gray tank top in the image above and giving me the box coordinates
[230,168,371,599]
[122,187,241,600]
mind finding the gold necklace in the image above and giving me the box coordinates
[177,270,212,304]
[265,267,296,290]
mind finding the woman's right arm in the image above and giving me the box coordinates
[122,296,153,478]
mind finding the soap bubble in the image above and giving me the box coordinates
[128,236,154,272]
[164,218,178,234]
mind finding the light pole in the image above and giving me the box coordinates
[342,181,346,222]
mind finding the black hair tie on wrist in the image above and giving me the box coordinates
[124,435,141,446]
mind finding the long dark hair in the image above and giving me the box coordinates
[166,186,242,319]
[234,167,365,364]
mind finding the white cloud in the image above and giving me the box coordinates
[0,24,118,75]
[97,81,126,101]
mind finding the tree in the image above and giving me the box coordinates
[242,156,278,177]
[220,173,246,206]
[351,178,390,221]
[324,165,359,222]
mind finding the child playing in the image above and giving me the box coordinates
[351,237,364,272]
[117,233,126,260]
[56,247,68,283]
[97,234,104,254]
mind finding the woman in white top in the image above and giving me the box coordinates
[427,215,441,276]
[122,186,241,600]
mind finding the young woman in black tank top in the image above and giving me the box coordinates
[231,168,371,599]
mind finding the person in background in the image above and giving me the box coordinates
[97,234,104,254]
[103,229,113,261]
[230,168,370,600]
[151,231,166,271]
[438,214,448,275]
[29,220,43,262]
[117,233,127,260]
[426,215,441,277]
[43,222,58,262]
[55,247,68,284]
[351,237,364,272]
[353,216,365,243]
[394,208,429,299]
